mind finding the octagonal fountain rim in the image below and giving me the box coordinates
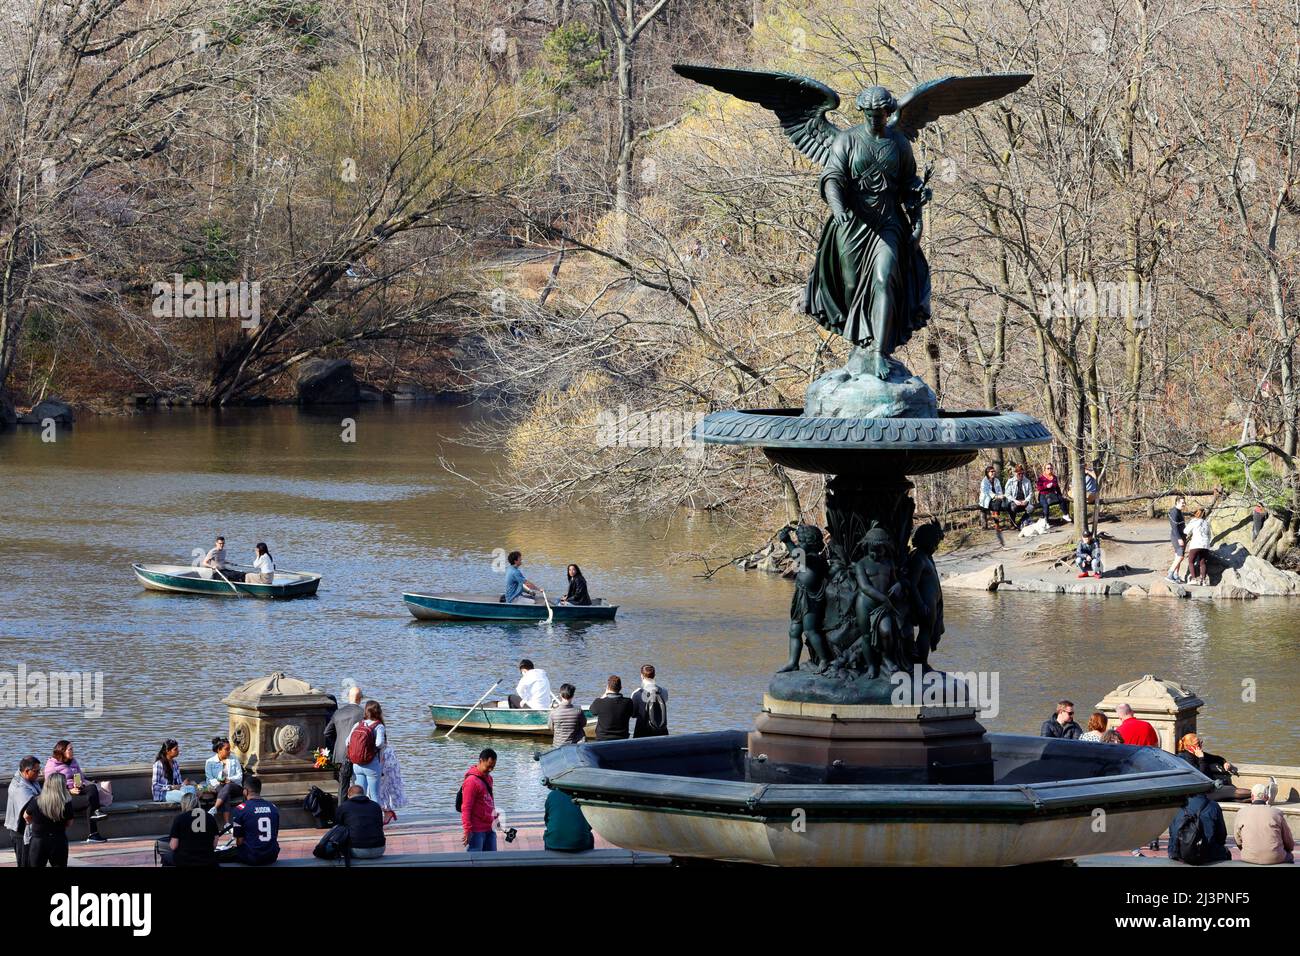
[692,408,1052,453]
[540,731,1212,819]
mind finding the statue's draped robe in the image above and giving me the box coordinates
[803,125,931,352]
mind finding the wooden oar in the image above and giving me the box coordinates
[211,565,246,597]
[443,679,502,739]
[540,589,554,624]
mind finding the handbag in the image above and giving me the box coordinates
[96,780,113,808]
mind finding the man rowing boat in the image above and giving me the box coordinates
[501,550,543,604]
[201,535,245,582]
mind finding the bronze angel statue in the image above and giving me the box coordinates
[673,66,1031,380]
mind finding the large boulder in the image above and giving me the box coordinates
[17,398,73,425]
[296,359,359,405]
[1217,555,1300,596]
[1147,577,1190,599]
[941,563,1004,591]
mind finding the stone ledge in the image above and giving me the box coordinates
[763,695,979,721]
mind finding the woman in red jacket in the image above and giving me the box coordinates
[1035,463,1071,523]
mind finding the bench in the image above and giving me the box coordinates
[226,848,673,867]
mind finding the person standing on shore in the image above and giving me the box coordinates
[323,681,364,806]
[460,749,498,852]
[1114,703,1159,747]
[632,664,669,738]
[5,756,42,866]
[590,675,633,740]
[1185,508,1213,586]
[547,684,587,746]
[1167,495,1187,583]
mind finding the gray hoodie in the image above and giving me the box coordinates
[5,771,40,845]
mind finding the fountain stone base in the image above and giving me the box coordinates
[749,696,993,785]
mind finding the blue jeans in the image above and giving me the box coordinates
[466,830,497,852]
[352,760,380,802]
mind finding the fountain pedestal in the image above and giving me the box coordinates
[749,697,993,785]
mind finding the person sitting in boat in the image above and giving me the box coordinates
[249,542,275,585]
[508,659,552,709]
[501,550,543,604]
[201,535,244,582]
[558,564,592,606]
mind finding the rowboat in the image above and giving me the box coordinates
[133,563,321,599]
[428,702,598,737]
[403,592,619,622]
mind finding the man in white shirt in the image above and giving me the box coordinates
[508,659,552,709]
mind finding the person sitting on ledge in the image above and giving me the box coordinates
[558,564,592,606]
[508,659,552,709]
[337,785,386,859]
[204,736,244,824]
[1177,734,1250,802]
[1075,531,1103,578]
[44,740,107,843]
[1005,463,1035,529]
[152,738,196,804]
[1034,463,1071,522]
[1039,700,1083,739]
[977,464,1009,530]
[1235,782,1295,865]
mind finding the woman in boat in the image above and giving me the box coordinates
[250,542,275,585]
[559,564,592,606]
[44,740,107,843]
[152,738,195,804]
[205,736,244,824]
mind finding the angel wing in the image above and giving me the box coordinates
[891,73,1033,141]
[672,63,842,167]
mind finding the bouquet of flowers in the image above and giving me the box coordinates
[312,747,338,772]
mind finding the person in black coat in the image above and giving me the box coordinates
[323,683,365,805]
[1177,734,1251,801]
[589,676,634,740]
[559,564,592,606]
[1168,794,1231,864]
[1039,700,1083,739]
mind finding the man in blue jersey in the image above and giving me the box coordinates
[217,776,280,866]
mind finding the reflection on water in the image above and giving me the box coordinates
[0,405,1295,814]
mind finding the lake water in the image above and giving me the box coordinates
[0,405,1296,814]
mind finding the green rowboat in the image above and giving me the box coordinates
[429,702,597,737]
[133,563,321,599]
[404,592,618,622]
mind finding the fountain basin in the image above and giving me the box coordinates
[540,731,1213,866]
[693,408,1051,474]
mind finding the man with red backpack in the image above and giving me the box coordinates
[459,749,498,851]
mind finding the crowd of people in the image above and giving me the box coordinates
[1037,698,1294,864]
[977,461,1095,530]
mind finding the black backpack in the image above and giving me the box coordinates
[303,786,337,828]
[1176,810,1208,865]
[313,824,352,865]
[642,689,667,732]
